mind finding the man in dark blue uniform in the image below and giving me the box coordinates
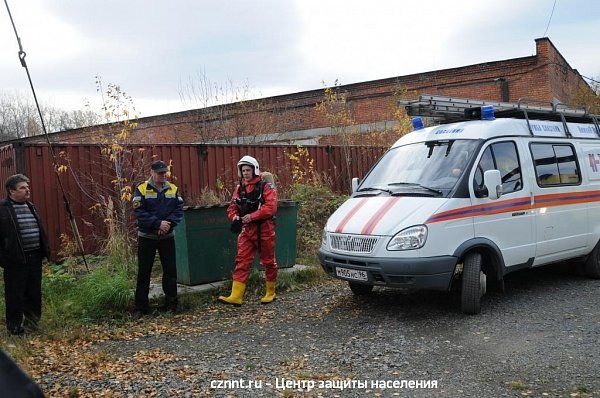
[132,160,183,315]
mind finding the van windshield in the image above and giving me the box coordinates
[358,140,479,197]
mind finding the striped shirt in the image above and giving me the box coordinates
[12,202,40,251]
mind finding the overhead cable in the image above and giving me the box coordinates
[3,0,89,270]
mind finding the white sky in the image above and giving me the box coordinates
[0,0,598,118]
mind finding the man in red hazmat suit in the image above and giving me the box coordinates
[219,155,278,305]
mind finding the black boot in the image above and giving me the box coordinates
[8,325,25,336]
[164,297,178,313]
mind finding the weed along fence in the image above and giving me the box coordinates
[175,200,298,285]
[0,142,385,256]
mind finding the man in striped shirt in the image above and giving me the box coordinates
[0,174,50,336]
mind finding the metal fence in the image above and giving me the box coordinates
[0,142,386,255]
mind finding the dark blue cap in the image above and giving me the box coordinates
[151,160,168,172]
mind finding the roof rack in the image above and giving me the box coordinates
[399,95,600,137]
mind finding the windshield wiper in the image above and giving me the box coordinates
[356,186,395,195]
[387,182,443,196]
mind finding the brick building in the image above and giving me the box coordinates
[21,37,594,145]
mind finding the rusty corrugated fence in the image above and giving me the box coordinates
[1,143,386,255]
[0,144,17,183]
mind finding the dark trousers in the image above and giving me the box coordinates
[3,251,42,333]
[134,236,177,311]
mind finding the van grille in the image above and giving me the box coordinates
[329,233,379,254]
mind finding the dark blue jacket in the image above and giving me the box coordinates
[133,179,183,238]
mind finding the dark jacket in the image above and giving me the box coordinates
[133,179,184,238]
[0,198,51,268]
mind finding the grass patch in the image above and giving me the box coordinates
[78,266,132,320]
[217,265,327,299]
[177,288,220,310]
[509,380,529,391]
[42,262,133,327]
[1,257,134,337]
[276,266,326,292]
[575,385,590,394]
[297,253,322,267]
[2,260,326,341]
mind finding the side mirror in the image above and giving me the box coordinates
[351,177,360,193]
[483,170,502,200]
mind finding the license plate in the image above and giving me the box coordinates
[335,267,368,281]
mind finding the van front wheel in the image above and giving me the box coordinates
[461,252,486,315]
[348,282,374,295]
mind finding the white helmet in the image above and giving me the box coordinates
[237,155,260,178]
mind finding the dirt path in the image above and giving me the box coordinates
[32,264,600,397]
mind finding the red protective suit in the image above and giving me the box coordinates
[227,175,278,283]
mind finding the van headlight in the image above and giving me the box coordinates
[321,229,328,248]
[387,225,428,251]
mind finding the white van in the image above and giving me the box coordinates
[318,95,600,314]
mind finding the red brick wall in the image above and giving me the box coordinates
[25,38,591,145]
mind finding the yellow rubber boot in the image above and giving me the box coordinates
[260,280,276,304]
[218,281,246,306]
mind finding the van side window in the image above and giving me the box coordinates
[530,143,581,186]
[473,141,522,196]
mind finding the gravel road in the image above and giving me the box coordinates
[50,263,599,397]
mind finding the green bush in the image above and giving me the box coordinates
[289,183,347,264]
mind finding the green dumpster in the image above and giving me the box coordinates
[175,200,298,285]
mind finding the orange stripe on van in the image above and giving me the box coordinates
[427,189,600,224]
[427,197,531,224]
[335,198,368,233]
[361,197,401,235]
[533,190,600,208]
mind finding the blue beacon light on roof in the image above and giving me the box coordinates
[412,117,424,130]
[481,105,495,120]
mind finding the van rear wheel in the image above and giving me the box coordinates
[348,282,374,295]
[461,252,486,314]
[584,243,600,279]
